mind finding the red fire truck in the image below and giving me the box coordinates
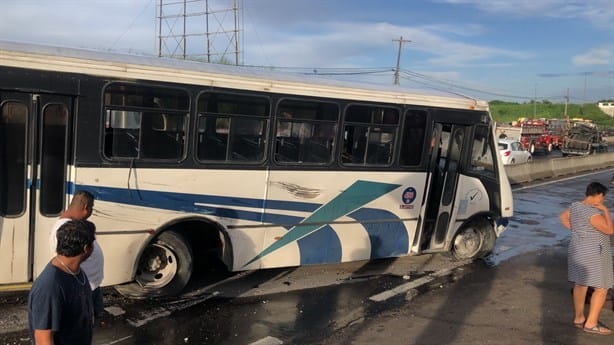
[496,119,559,155]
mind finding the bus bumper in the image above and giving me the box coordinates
[495,217,509,237]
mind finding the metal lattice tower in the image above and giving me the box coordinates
[157,0,241,64]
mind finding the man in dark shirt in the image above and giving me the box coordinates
[28,220,95,345]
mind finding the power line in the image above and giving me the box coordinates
[399,70,532,100]
[235,63,596,103]
[241,65,393,75]
[109,0,155,50]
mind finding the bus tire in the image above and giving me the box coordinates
[451,222,484,260]
[477,224,496,258]
[134,231,193,296]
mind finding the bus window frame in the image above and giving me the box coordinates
[101,82,190,163]
[466,124,498,180]
[0,99,29,218]
[272,97,340,167]
[340,103,401,167]
[39,102,70,216]
[195,90,271,165]
[399,107,429,168]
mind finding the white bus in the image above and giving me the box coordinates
[0,41,513,296]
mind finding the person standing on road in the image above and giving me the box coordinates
[560,181,614,335]
[29,220,95,345]
[50,190,105,319]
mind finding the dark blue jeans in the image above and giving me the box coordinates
[92,287,104,317]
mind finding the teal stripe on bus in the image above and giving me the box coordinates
[242,180,401,267]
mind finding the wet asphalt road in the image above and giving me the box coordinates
[1,168,613,345]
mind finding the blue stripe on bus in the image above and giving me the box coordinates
[76,184,345,264]
[57,182,321,214]
[347,208,409,259]
[75,184,320,214]
[71,182,402,267]
[297,225,342,265]
[67,181,74,194]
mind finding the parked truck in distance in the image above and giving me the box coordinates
[496,118,559,155]
[561,121,608,156]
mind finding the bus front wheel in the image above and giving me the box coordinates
[135,231,193,296]
[451,223,485,260]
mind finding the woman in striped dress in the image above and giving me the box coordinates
[560,181,613,335]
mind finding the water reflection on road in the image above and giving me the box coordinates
[487,170,612,266]
[95,275,404,345]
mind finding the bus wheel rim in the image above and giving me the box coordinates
[453,227,482,259]
[135,243,178,289]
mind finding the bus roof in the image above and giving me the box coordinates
[0,40,488,111]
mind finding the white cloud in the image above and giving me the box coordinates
[573,48,612,65]
[421,24,488,37]
[243,21,531,69]
[0,1,156,53]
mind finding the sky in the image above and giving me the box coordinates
[1,0,613,103]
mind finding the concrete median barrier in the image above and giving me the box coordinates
[504,152,614,184]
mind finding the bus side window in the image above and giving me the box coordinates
[230,117,265,161]
[196,91,270,163]
[345,126,367,163]
[469,125,495,177]
[274,99,338,165]
[0,101,28,216]
[103,83,189,161]
[104,110,140,159]
[366,128,394,164]
[197,116,228,161]
[342,105,399,166]
[305,122,336,163]
[399,110,427,166]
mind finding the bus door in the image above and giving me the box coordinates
[421,122,467,251]
[0,92,73,284]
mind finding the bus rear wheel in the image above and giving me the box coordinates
[134,231,193,296]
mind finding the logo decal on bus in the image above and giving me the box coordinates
[400,187,416,209]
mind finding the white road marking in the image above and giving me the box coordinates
[99,335,133,345]
[126,291,219,327]
[249,336,284,345]
[369,261,467,302]
[104,305,126,316]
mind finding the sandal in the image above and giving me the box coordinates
[574,321,585,329]
[584,322,612,335]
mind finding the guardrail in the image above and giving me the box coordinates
[505,152,614,184]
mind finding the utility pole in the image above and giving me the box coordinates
[393,36,411,85]
[533,83,537,118]
[564,88,569,126]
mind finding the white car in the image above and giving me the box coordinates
[499,138,532,165]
